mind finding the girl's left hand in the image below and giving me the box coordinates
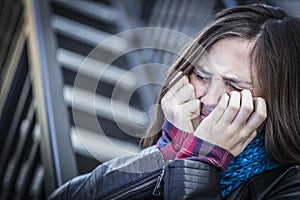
[193,90,267,157]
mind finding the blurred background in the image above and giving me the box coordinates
[0,0,299,199]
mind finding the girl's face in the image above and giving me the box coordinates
[189,37,262,121]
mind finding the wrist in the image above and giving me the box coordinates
[157,120,190,160]
[176,134,235,171]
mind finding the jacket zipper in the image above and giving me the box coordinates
[110,178,157,199]
[152,163,166,196]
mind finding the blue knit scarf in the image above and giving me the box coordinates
[219,134,279,197]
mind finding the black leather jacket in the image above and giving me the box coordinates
[48,146,300,200]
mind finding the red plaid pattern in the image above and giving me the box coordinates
[157,120,234,171]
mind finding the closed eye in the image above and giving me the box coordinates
[195,73,210,81]
[229,86,243,92]
[196,74,204,80]
[226,82,243,92]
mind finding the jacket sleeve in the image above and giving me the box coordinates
[48,146,222,200]
[48,146,164,200]
[164,160,222,200]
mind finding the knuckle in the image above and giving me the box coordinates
[240,129,249,136]
[218,95,229,109]
[241,89,251,95]
[192,99,201,109]
[183,76,189,83]
[228,103,239,112]
[256,110,267,120]
[168,88,176,96]
[242,104,253,113]
[164,106,178,122]
[218,102,227,111]
[255,97,264,101]
[161,103,168,113]
[173,93,180,102]
[187,83,194,90]
[230,91,240,96]
[161,104,168,114]
[256,97,267,106]
[161,96,167,104]
[239,129,250,139]
[164,104,175,115]
[161,98,170,108]
[219,94,230,108]
[173,113,182,122]
[173,107,182,118]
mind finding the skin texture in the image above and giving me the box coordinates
[161,37,267,156]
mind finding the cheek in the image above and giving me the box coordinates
[189,75,207,98]
[251,69,264,97]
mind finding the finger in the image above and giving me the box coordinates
[231,90,254,125]
[168,83,196,105]
[163,75,189,102]
[244,97,267,133]
[170,75,189,93]
[169,99,200,133]
[221,91,241,123]
[166,99,200,124]
[178,99,201,120]
[204,94,230,123]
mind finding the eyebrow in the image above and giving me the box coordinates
[223,76,253,85]
[195,65,213,75]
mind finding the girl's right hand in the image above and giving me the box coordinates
[161,73,200,133]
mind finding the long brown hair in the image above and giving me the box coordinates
[142,4,300,165]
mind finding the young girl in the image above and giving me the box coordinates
[49,4,300,199]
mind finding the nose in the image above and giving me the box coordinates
[200,80,225,110]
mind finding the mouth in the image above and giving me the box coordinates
[199,111,209,121]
